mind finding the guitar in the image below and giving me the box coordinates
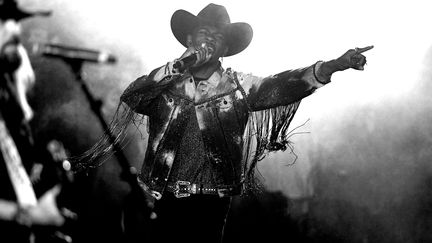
[0,117,75,242]
[0,69,75,242]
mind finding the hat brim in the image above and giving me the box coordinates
[171,9,253,57]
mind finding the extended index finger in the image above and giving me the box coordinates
[356,45,374,53]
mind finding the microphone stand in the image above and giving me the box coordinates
[64,60,152,223]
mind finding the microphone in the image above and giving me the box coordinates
[173,54,197,71]
[173,43,207,71]
[37,43,117,64]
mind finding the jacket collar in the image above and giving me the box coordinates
[190,61,222,81]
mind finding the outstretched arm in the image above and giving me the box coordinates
[316,45,374,82]
[241,45,374,111]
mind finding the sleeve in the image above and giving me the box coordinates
[238,62,331,188]
[240,61,330,111]
[120,61,181,115]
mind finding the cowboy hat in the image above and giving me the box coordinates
[0,0,51,21]
[171,3,253,57]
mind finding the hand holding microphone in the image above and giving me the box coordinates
[174,43,210,72]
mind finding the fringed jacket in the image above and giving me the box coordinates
[119,60,329,198]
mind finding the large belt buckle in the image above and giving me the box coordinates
[174,180,192,198]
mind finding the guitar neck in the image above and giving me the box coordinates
[0,119,37,207]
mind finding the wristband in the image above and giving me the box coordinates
[313,61,328,84]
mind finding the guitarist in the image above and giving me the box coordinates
[0,1,73,242]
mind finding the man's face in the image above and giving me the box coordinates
[190,25,227,63]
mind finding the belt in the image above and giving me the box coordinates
[166,181,242,198]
